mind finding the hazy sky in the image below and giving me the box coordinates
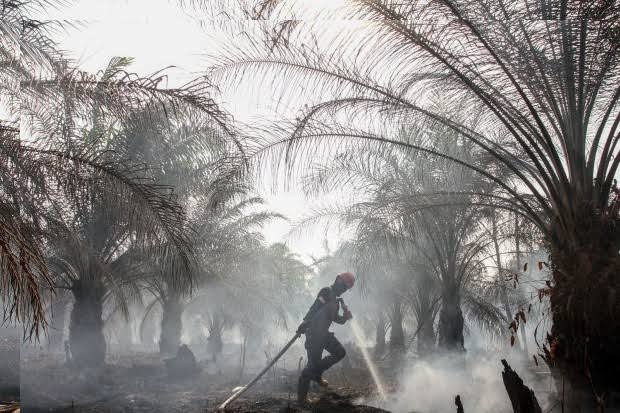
[51,0,347,262]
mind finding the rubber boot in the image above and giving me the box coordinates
[297,375,311,404]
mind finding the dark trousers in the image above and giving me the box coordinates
[301,332,346,380]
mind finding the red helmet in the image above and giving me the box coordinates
[338,272,355,289]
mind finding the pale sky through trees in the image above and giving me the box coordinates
[51,0,348,263]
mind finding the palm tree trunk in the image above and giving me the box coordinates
[438,286,465,351]
[207,317,224,361]
[48,294,69,352]
[514,214,528,357]
[389,295,405,350]
[69,280,106,367]
[549,239,620,410]
[375,312,386,356]
[239,334,248,380]
[417,311,436,356]
[492,212,517,349]
[159,293,183,354]
[210,332,223,362]
[118,320,133,351]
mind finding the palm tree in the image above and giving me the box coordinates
[182,241,311,369]
[208,0,620,404]
[45,140,201,366]
[343,231,412,351]
[403,262,440,355]
[204,301,232,361]
[299,122,506,351]
[350,252,394,356]
[108,106,241,354]
[142,190,282,354]
[1,0,232,338]
[43,69,239,366]
[357,238,442,355]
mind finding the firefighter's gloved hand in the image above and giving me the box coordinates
[296,321,308,334]
[344,309,353,320]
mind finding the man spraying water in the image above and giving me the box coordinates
[216,272,355,410]
[296,272,355,404]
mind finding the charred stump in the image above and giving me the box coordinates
[165,344,200,378]
[501,359,542,413]
[455,395,465,413]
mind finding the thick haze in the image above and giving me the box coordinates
[50,0,348,262]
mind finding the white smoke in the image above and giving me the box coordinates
[366,351,551,413]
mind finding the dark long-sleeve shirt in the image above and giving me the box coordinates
[303,287,346,339]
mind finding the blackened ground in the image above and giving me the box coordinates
[222,391,392,413]
[18,342,397,413]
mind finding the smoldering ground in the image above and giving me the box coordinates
[360,351,554,413]
[16,328,389,413]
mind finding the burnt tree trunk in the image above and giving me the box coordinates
[69,279,106,367]
[389,295,405,350]
[455,395,465,413]
[159,292,183,354]
[438,286,464,351]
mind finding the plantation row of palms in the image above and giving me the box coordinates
[1,0,312,369]
[1,0,229,337]
[299,117,537,357]
[189,0,619,409]
[2,0,620,411]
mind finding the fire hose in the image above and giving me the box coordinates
[216,332,301,410]
[216,298,352,410]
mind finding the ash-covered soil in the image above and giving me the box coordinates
[222,391,392,413]
[19,343,395,413]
